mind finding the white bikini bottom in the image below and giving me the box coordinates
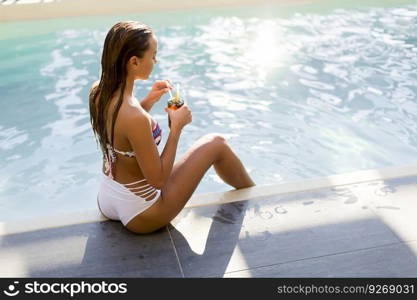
[97,174,161,226]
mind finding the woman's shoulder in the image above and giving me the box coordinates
[120,100,151,127]
[120,109,152,141]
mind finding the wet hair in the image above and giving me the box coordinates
[89,21,153,161]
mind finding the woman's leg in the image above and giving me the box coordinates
[125,133,254,233]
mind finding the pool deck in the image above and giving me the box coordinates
[1,164,417,277]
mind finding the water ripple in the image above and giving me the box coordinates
[3,4,417,221]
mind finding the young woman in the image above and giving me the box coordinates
[89,21,255,234]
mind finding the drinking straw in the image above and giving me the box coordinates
[167,80,173,98]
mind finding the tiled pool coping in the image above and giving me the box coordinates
[1,163,416,237]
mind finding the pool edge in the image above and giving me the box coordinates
[0,0,318,22]
[1,163,417,237]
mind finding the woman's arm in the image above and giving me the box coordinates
[124,113,181,189]
[158,126,182,184]
[140,96,156,112]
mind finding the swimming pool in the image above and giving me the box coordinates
[2,1,417,222]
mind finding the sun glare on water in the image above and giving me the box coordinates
[243,20,288,78]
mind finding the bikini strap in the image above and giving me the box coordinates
[105,150,114,180]
[113,148,135,157]
[106,144,117,161]
[106,143,135,157]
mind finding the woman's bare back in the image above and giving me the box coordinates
[98,92,155,184]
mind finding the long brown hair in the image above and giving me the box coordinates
[89,21,153,159]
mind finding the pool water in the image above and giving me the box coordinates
[2,1,417,222]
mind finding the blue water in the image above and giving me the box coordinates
[2,2,417,222]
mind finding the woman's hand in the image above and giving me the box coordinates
[140,80,172,111]
[165,104,192,131]
[145,80,172,104]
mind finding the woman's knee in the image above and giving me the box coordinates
[202,133,227,147]
[196,133,228,157]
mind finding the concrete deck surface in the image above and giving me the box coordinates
[1,173,417,278]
